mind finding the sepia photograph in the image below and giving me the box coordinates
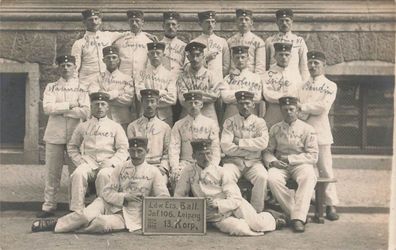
[0,0,395,249]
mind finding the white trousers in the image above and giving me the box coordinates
[42,143,75,212]
[69,164,113,213]
[223,161,268,212]
[318,145,339,206]
[213,199,275,236]
[268,164,317,221]
[55,197,125,233]
[78,72,101,90]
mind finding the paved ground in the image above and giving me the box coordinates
[0,211,389,250]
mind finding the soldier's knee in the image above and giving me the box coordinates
[97,167,113,179]
[70,165,88,180]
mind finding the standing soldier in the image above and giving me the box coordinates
[37,55,90,218]
[135,42,177,126]
[298,51,339,221]
[264,96,318,233]
[177,41,223,123]
[192,11,230,80]
[221,91,269,213]
[67,92,129,214]
[227,9,266,77]
[262,42,302,128]
[221,46,263,123]
[127,89,171,184]
[71,9,125,89]
[265,8,309,82]
[88,45,134,131]
[169,92,221,190]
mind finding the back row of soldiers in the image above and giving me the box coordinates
[36,8,339,234]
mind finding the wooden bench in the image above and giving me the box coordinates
[237,177,337,224]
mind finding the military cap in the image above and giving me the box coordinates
[147,42,166,51]
[307,51,326,62]
[198,11,216,21]
[128,137,148,149]
[183,91,203,101]
[163,11,180,21]
[276,8,294,19]
[185,41,206,53]
[231,45,249,55]
[81,9,101,19]
[140,89,160,98]
[235,90,254,101]
[89,92,110,102]
[236,9,253,17]
[279,96,298,106]
[274,42,293,53]
[191,139,212,152]
[102,46,119,56]
[127,10,144,19]
[56,55,76,65]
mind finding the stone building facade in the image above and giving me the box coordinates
[0,1,394,163]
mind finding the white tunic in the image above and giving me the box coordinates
[161,36,186,78]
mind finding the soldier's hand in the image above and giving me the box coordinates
[233,137,240,145]
[124,193,143,203]
[206,198,218,208]
[158,166,169,176]
[205,51,219,63]
[279,156,289,164]
[270,160,288,169]
[69,102,79,109]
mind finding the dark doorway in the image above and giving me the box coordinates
[0,73,27,148]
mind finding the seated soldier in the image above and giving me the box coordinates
[32,137,170,233]
[221,91,269,213]
[263,96,318,233]
[127,89,171,184]
[174,139,285,236]
[169,91,221,190]
[67,92,129,214]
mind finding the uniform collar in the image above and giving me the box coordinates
[142,115,158,122]
[187,113,203,121]
[126,159,147,168]
[201,33,216,39]
[91,116,109,122]
[281,119,300,128]
[310,74,326,83]
[188,65,206,76]
[105,69,121,77]
[271,64,288,72]
[84,31,100,38]
[238,31,252,37]
[147,64,164,73]
[58,77,78,84]
[126,31,144,37]
[162,36,178,42]
[238,113,255,122]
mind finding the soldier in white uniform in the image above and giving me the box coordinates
[265,9,309,82]
[160,11,186,78]
[263,96,318,233]
[221,46,263,123]
[135,42,177,126]
[298,51,339,221]
[32,137,170,234]
[71,9,125,89]
[177,41,223,123]
[169,92,221,190]
[227,9,266,78]
[262,42,302,128]
[37,55,90,218]
[221,91,269,213]
[127,89,171,184]
[192,11,230,80]
[175,139,284,236]
[67,92,129,213]
[88,45,134,131]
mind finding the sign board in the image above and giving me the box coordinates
[142,197,206,235]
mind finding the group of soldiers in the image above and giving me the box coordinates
[31,7,339,235]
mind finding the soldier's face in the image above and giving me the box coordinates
[163,19,179,38]
[58,62,76,80]
[276,17,293,33]
[142,97,158,118]
[236,16,253,33]
[193,149,212,168]
[148,49,164,68]
[200,19,216,35]
[280,104,298,123]
[233,53,248,70]
[187,50,204,69]
[129,17,144,33]
[275,51,291,67]
[91,100,109,118]
[237,99,254,117]
[103,54,120,72]
[129,147,147,166]
[308,59,325,77]
[186,99,203,116]
[83,16,102,32]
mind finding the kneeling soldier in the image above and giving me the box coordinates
[263,96,318,233]
[175,139,284,236]
[32,137,170,233]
